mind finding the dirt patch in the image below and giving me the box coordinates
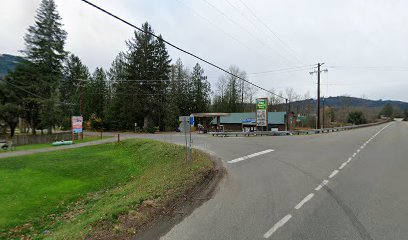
[87,154,226,240]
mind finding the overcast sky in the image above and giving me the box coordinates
[1,0,408,101]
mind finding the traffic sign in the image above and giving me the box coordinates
[190,114,194,126]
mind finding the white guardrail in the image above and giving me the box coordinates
[209,120,391,137]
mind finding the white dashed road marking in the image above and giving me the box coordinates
[262,123,393,239]
[329,170,339,178]
[263,214,292,239]
[295,193,314,210]
[227,149,274,163]
[339,162,347,170]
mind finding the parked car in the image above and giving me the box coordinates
[0,139,9,150]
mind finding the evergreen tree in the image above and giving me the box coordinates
[22,0,67,133]
[4,62,42,134]
[347,111,367,125]
[84,67,107,120]
[152,35,171,131]
[60,54,90,117]
[106,52,130,129]
[0,82,21,137]
[380,103,394,118]
[164,59,191,129]
[190,63,210,113]
[109,22,171,130]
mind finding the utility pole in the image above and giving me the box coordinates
[322,97,325,129]
[317,63,321,129]
[310,63,328,129]
[285,98,289,131]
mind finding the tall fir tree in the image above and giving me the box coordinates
[84,67,107,120]
[60,54,90,117]
[190,63,211,113]
[109,22,171,130]
[22,0,67,133]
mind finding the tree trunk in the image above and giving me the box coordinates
[30,118,36,135]
[10,125,16,138]
[143,116,150,129]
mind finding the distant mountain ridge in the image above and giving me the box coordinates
[0,54,24,78]
[292,96,408,111]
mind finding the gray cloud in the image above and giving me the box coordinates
[1,0,407,101]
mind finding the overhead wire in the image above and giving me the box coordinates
[224,0,300,65]
[175,0,271,61]
[237,0,304,64]
[201,0,295,66]
[79,0,287,100]
[3,80,78,106]
[249,64,315,75]
[329,65,408,71]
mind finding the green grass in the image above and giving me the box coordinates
[0,136,110,153]
[0,139,213,239]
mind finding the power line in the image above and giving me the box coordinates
[175,0,271,61]
[237,0,304,64]
[3,80,77,106]
[201,0,294,65]
[329,65,408,71]
[223,0,300,65]
[79,0,287,100]
[249,65,315,75]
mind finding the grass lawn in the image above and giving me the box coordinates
[0,136,111,153]
[0,139,213,239]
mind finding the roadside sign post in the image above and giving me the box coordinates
[179,115,194,162]
[256,98,268,131]
[189,114,194,162]
[71,116,83,142]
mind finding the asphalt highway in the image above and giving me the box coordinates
[134,121,408,240]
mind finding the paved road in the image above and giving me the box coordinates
[131,121,408,240]
[3,122,406,239]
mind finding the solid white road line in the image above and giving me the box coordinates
[315,184,323,191]
[346,157,352,163]
[329,170,339,178]
[227,149,274,163]
[263,214,292,239]
[295,193,314,210]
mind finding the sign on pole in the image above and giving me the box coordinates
[189,114,195,127]
[256,98,268,127]
[179,116,192,162]
[72,116,83,133]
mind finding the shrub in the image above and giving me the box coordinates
[347,111,367,125]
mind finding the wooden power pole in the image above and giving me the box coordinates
[310,63,328,129]
[317,63,322,129]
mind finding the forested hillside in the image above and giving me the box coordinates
[0,54,24,78]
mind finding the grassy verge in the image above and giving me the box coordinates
[0,136,111,153]
[0,139,213,239]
